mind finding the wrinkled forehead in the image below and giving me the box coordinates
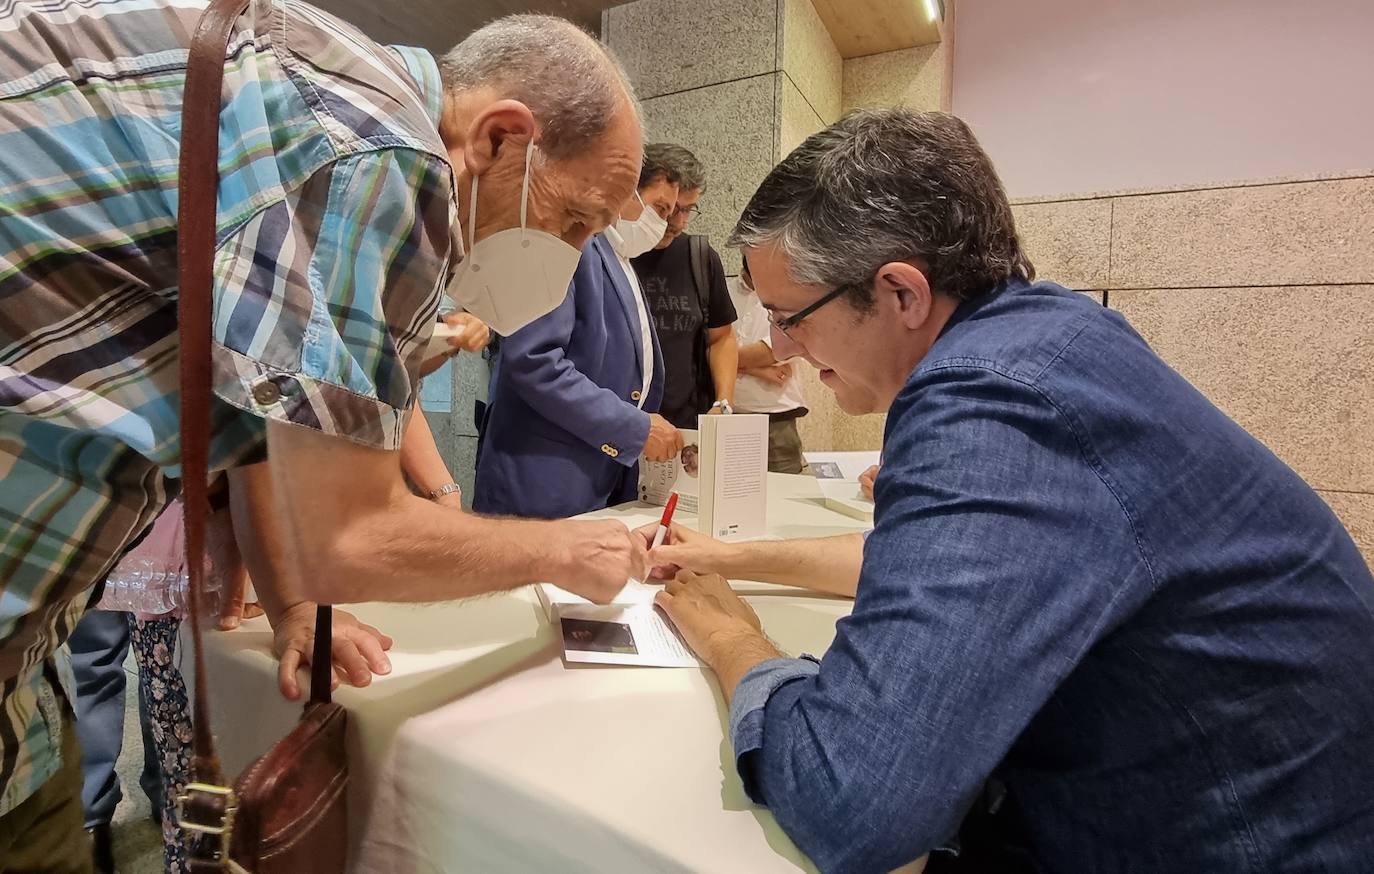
[550,144,641,227]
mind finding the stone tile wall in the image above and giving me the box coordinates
[1015,172,1374,566]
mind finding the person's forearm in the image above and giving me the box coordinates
[399,407,455,494]
[267,420,559,604]
[737,339,776,371]
[228,463,309,624]
[718,534,864,597]
[707,331,738,405]
[706,627,785,704]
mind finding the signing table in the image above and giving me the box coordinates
[201,474,867,873]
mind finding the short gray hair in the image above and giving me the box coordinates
[439,15,640,160]
[729,109,1033,305]
[640,142,706,192]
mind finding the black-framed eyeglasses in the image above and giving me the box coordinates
[770,284,851,337]
[670,204,701,220]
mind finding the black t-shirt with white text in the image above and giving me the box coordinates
[632,235,736,429]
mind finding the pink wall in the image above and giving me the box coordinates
[951,0,1374,199]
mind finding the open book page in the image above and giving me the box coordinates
[536,583,698,667]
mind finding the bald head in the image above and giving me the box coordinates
[439,15,640,160]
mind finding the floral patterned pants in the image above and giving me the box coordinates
[129,616,191,874]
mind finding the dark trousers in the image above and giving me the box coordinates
[767,417,805,474]
[67,610,161,826]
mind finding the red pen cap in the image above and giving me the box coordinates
[660,492,679,527]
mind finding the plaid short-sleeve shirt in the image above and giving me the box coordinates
[0,0,456,815]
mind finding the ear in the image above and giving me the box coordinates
[874,261,933,330]
[461,99,537,177]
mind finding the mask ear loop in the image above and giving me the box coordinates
[467,168,479,256]
[519,139,534,239]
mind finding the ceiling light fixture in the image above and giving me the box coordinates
[922,0,939,22]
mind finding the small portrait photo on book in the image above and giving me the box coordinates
[681,443,700,478]
[561,618,638,655]
[808,461,844,479]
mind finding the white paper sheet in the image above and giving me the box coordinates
[536,582,698,668]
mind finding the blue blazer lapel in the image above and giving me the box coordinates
[592,234,644,375]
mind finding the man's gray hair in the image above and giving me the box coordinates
[439,15,640,160]
[640,142,706,192]
[729,109,1033,305]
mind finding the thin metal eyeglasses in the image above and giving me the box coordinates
[670,204,701,220]
[770,283,852,337]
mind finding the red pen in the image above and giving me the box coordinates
[650,492,679,551]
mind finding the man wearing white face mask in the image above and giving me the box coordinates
[474,171,685,518]
[1,7,659,842]
[240,16,654,605]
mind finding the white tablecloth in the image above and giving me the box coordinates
[201,474,867,873]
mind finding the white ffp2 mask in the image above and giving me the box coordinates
[448,141,582,336]
[605,192,668,259]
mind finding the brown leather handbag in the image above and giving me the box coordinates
[175,0,349,870]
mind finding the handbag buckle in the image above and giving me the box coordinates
[177,781,238,858]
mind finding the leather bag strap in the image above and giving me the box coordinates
[178,0,253,792]
[176,0,334,860]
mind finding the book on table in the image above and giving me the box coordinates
[817,479,875,522]
[638,413,768,540]
[805,450,878,522]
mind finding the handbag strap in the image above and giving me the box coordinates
[177,0,332,861]
[179,0,251,795]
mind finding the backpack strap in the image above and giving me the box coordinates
[688,234,711,318]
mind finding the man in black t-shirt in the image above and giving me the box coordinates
[632,144,738,429]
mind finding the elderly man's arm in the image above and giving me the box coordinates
[265,419,643,605]
[658,370,1144,873]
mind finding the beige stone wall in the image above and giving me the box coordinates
[1013,172,1374,566]
[841,43,945,114]
[604,0,843,279]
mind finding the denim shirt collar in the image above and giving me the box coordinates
[935,277,1032,344]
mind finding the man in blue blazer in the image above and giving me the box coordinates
[474,175,685,518]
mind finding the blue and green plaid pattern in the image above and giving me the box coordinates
[0,0,455,815]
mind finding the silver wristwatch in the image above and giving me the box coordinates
[428,482,462,501]
[710,399,733,415]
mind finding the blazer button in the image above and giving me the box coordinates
[601,444,612,454]
[609,448,619,457]
[631,390,641,401]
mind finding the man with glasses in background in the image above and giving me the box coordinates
[732,259,809,473]
[631,144,739,429]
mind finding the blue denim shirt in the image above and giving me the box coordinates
[730,281,1374,873]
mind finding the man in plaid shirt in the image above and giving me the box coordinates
[0,2,648,866]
